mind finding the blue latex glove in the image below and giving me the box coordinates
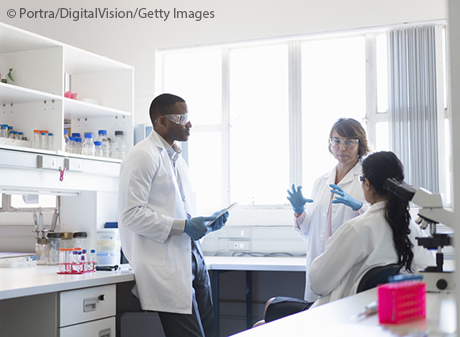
[184,216,216,240]
[330,184,363,211]
[208,209,229,232]
[287,184,313,213]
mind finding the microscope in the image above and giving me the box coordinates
[384,178,455,292]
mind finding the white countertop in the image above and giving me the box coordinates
[0,264,134,300]
[0,256,305,301]
[204,256,306,272]
[232,288,456,336]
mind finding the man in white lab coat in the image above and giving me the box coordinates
[118,93,228,337]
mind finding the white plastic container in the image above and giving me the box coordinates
[96,229,121,266]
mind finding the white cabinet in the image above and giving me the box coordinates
[0,22,134,158]
[59,285,116,337]
[0,284,117,337]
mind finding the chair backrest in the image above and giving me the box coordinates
[357,264,402,293]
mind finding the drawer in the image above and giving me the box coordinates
[60,285,116,327]
[59,316,115,337]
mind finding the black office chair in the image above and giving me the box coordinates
[356,263,402,293]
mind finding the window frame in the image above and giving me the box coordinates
[155,23,450,216]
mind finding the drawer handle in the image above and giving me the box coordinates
[83,297,97,312]
[99,328,111,337]
[98,294,105,301]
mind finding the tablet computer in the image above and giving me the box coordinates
[207,202,238,226]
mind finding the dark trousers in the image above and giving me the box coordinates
[158,243,215,337]
[265,296,314,323]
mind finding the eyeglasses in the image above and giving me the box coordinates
[330,138,359,148]
[162,113,189,126]
[359,175,366,182]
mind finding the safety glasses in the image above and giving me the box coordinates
[163,113,189,126]
[330,138,359,148]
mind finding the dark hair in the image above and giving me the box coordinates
[362,151,414,271]
[328,118,370,159]
[149,93,186,125]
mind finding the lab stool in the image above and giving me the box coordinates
[120,312,165,337]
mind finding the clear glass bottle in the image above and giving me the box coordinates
[7,126,13,138]
[47,232,61,265]
[97,130,111,158]
[8,130,15,139]
[35,238,49,265]
[75,137,82,154]
[94,141,103,157]
[113,130,127,160]
[64,129,70,152]
[19,131,24,140]
[82,133,95,156]
[73,231,87,250]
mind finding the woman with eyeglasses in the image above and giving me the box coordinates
[309,151,434,307]
[257,152,434,325]
[287,118,371,304]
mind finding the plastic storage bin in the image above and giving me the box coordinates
[97,229,121,266]
[378,280,426,324]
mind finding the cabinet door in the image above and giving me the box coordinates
[59,316,115,337]
[60,284,115,327]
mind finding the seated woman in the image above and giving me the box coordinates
[260,151,435,324]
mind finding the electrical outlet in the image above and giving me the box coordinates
[228,240,250,251]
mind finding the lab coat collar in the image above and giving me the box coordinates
[368,200,386,212]
[325,161,362,186]
[149,130,182,159]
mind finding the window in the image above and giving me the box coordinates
[0,193,57,212]
[156,24,449,217]
[301,36,366,194]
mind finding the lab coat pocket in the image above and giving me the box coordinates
[140,239,166,266]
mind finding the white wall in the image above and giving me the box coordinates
[0,0,447,124]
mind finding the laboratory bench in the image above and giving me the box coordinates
[205,255,306,336]
[0,264,134,337]
[231,287,456,337]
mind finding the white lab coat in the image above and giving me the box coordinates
[296,162,367,302]
[309,201,435,307]
[118,130,197,314]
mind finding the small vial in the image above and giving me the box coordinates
[94,141,103,157]
[33,130,41,148]
[72,250,81,273]
[8,130,15,139]
[58,248,67,273]
[90,249,96,271]
[19,132,24,140]
[0,125,7,138]
[41,132,48,150]
[7,126,13,137]
[48,133,54,150]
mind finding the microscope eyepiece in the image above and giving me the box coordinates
[383,178,416,201]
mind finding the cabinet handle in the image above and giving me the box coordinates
[83,297,97,312]
[98,294,105,301]
[99,328,111,337]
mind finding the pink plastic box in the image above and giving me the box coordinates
[378,281,426,324]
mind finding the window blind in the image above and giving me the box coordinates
[388,25,439,192]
